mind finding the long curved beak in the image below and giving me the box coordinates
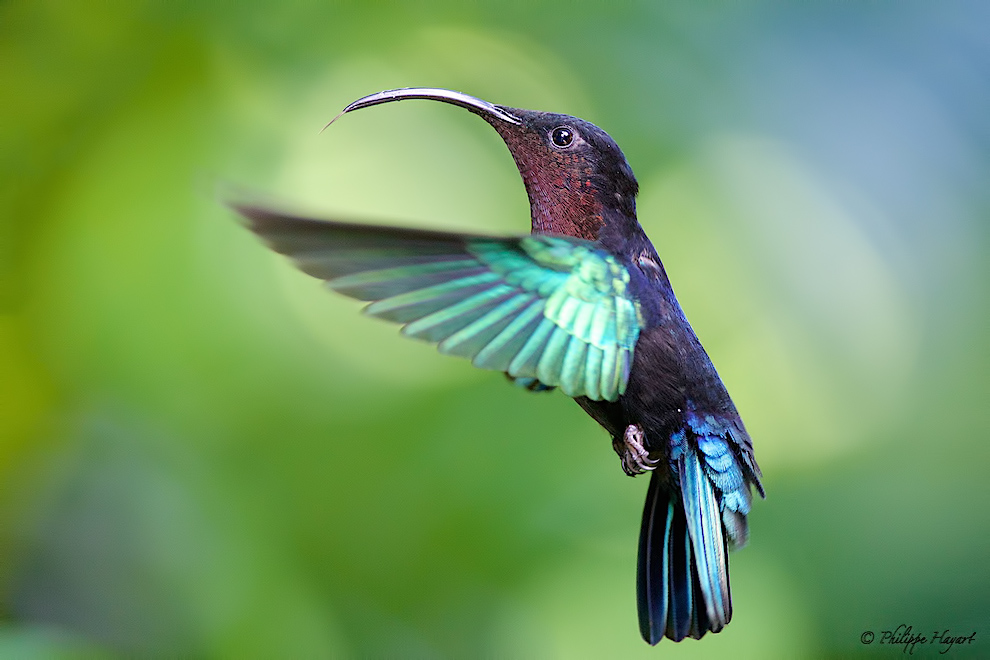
[323,87,522,132]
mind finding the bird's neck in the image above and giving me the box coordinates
[509,149,608,241]
[525,179,643,245]
[528,192,605,240]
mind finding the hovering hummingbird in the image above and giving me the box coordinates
[234,88,763,644]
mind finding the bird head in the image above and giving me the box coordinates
[330,88,639,241]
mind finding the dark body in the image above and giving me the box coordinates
[576,247,738,473]
[238,88,763,644]
[579,216,762,641]
[580,214,745,476]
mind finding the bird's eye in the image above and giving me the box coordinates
[550,126,574,148]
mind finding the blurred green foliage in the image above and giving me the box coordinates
[2,1,988,657]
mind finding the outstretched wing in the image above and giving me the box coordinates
[236,205,642,401]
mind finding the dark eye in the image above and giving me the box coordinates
[550,126,574,148]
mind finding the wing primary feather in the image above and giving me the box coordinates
[508,317,556,377]
[535,326,570,386]
[599,345,619,401]
[471,298,543,371]
[328,262,487,300]
[402,284,516,342]
[438,293,532,357]
[363,271,501,314]
[559,335,589,397]
[583,345,603,401]
[364,282,494,324]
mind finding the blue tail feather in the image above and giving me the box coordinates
[637,445,734,644]
[679,449,731,629]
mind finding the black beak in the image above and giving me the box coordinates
[324,87,522,131]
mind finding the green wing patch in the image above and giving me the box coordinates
[239,207,642,401]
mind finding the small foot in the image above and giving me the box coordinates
[613,423,660,476]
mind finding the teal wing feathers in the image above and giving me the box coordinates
[237,205,642,401]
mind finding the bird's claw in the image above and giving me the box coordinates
[614,423,659,476]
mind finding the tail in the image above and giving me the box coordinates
[637,451,732,643]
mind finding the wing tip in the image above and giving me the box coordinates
[227,201,334,241]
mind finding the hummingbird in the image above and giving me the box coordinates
[234,88,763,644]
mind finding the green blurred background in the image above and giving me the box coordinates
[2,1,988,657]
